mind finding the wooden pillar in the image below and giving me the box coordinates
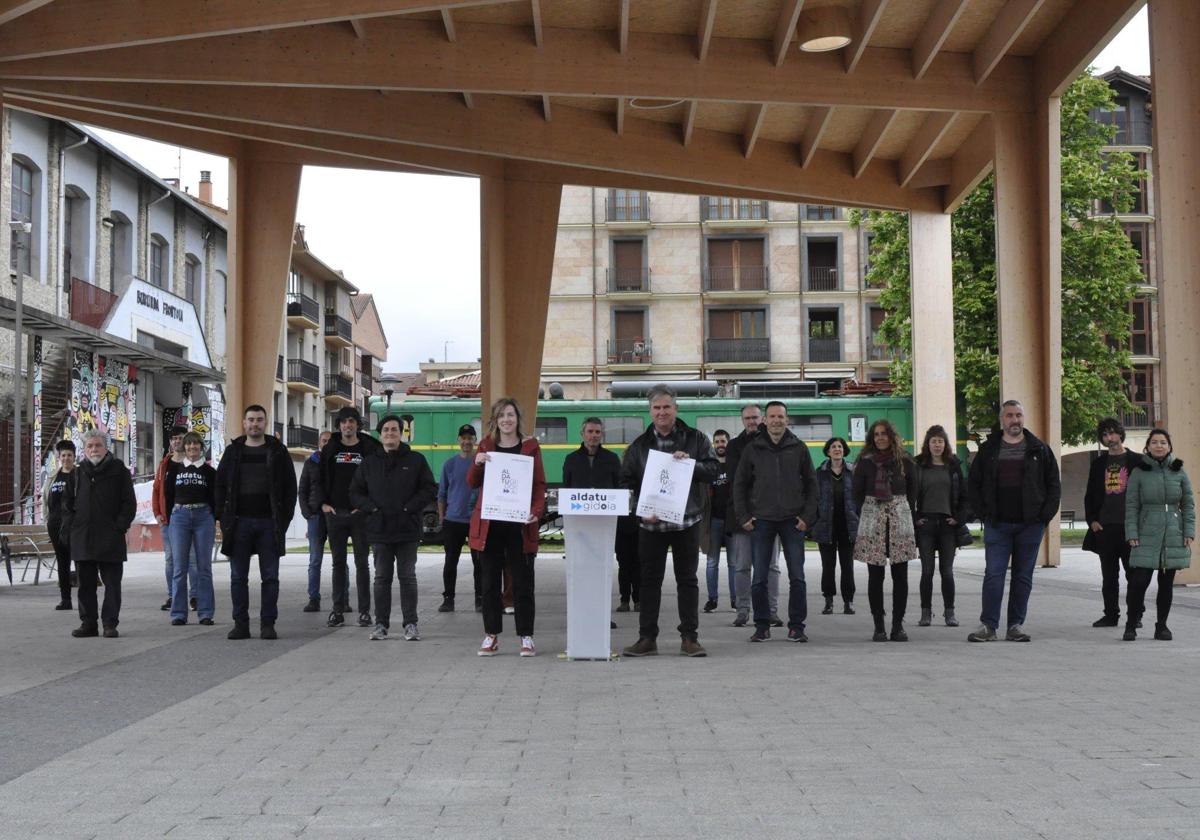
[994,100,1062,566]
[1150,0,1200,583]
[479,170,562,425]
[226,143,302,425]
[908,211,956,447]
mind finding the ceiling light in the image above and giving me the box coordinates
[797,7,852,52]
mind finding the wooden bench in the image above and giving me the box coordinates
[1,524,58,585]
[1061,510,1076,528]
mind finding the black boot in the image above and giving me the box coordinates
[1154,622,1173,641]
[1123,621,1137,641]
[872,614,887,642]
[821,596,834,615]
[890,618,908,642]
[227,622,251,640]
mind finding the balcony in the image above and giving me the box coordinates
[286,358,320,393]
[701,197,769,223]
[703,265,769,292]
[865,337,892,361]
[1121,403,1160,430]
[807,265,839,291]
[324,372,355,406]
[286,424,321,452]
[286,292,320,329]
[706,337,770,365]
[324,311,353,347]
[605,191,650,224]
[359,369,373,390]
[69,277,118,330]
[607,338,653,367]
[808,338,842,362]
[276,355,284,381]
[607,267,651,294]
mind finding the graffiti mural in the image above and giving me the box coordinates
[66,350,135,470]
[31,337,43,523]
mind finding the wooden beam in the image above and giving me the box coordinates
[898,111,956,187]
[0,0,52,27]
[440,8,456,42]
[461,91,474,108]
[7,81,943,211]
[0,21,1033,113]
[909,158,952,188]
[742,103,767,158]
[530,0,543,47]
[618,0,629,54]
[541,94,552,122]
[682,99,698,146]
[771,0,805,66]
[844,0,888,74]
[697,0,718,62]
[912,0,969,80]
[852,108,897,178]
[0,0,515,60]
[799,105,832,168]
[1034,0,1145,101]
[973,0,1046,85]
[615,97,625,135]
[943,114,994,212]
[349,18,367,39]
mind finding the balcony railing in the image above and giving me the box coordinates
[808,337,842,362]
[606,191,650,222]
[287,358,320,388]
[359,370,373,389]
[287,424,321,450]
[69,277,118,330]
[276,355,284,380]
[703,265,769,291]
[607,338,653,365]
[706,337,770,364]
[865,337,892,361]
[1121,403,1160,430]
[287,292,320,324]
[324,311,352,342]
[607,267,651,293]
[1109,118,1152,146]
[808,265,839,291]
[701,197,769,222]
[325,373,354,400]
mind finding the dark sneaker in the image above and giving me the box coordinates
[732,612,749,627]
[616,601,631,613]
[171,618,186,626]
[680,638,707,657]
[843,602,855,615]
[190,597,198,612]
[622,638,658,657]
[227,623,251,640]
[918,609,932,627]
[1123,624,1137,641]
[71,623,98,638]
[944,609,958,627]
[1154,624,1173,641]
[821,597,833,615]
[55,599,73,611]
[1005,625,1031,642]
[326,611,344,628]
[437,598,454,613]
[872,629,888,642]
[1092,615,1119,627]
[160,598,171,611]
[199,618,214,626]
[260,624,278,640]
[302,599,321,613]
[890,624,909,642]
[768,614,784,628]
[968,624,997,642]
[369,624,388,641]
[787,628,808,643]
[357,612,372,627]
[102,626,119,638]
[750,627,770,643]
[703,599,718,613]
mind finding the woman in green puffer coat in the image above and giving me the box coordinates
[1124,428,1194,641]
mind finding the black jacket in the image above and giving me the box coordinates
[912,454,969,521]
[215,435,298,558]
[967,428,1062,525]
[731,429,818,526]
[162,461,217,518]
[852,453,918,510]
[311,433,383,512]
[1082,449,1143,553]
[298,451,322,520]
[619,418,719,525]
[62,453,136,564]
[348,443,438,543]
[562,445,622,489]
[722,428,759,521]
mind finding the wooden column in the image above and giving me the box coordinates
[226,142,302,424]
[993,101,1062,566]
[908,211,957,447]
[479,170,562,425]
[1150,0,1200,583]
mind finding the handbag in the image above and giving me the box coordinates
[955,522,974,547]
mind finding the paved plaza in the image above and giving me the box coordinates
[2,545,1200,840]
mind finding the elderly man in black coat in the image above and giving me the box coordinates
[62,429,137,638]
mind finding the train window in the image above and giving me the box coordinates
[535,416,568,444]
[696,416,742,440]
[787,414,833,441]
[599,416,646,444]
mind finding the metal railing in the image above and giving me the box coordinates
[607,267,651,293]
[606,191,650,222]
[706,337,770,363]
[286,424,321,450]
[287,358,320,388]
[324,311,352,342]
[286,292,320,323]
[805,205,838,221]
[607,338,653,364]
[701,197,768,221]
[865,337,892,361]
[808,337,842,362]
[1109,118,1152,146]
[1121,403,1160,430]
[69,277,118,329]
[276,355,284,380]
[807,265,839,291]
[703,265,769,291]
[359,369,373,389]
[325,373,354,400]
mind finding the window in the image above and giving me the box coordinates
[184,255,200,304]
[707,308,768,363]
[1124,222,1150,281]
[1123,364,1157,428]
[1098,96,1129,141]
[607,189,649,222]
[805,205,836,221]
[610,239,647,291]
[787,414,833,441]
[610,309,648,362]
[595,416,646,445]
[863,231,884,287]
[866,306,888,360]
[1128,297,1152,356]
[808,308,841,362]
[288,270,301,295]
[534,416,567,444]
[1099,153,1147,215]
[108,212,133,290]
[706,238,767,290]
[136,420,156,479]
[136,330,187,359]
[695,415,742,440]
[806,236,839,291]
[149,235,168,288]
[10,159,34,276]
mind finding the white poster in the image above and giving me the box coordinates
[635,449,695,525]
[481,452,534,523]
[133,480,157,525]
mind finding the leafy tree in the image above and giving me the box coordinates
[852,73,1144,445]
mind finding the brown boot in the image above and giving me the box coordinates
[680,637,707,657]
[622,637,658,657]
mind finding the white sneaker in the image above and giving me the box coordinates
[369,624,388,641]
[504,606,515,615]
[403,623,421,641]
[478,634,499,656]
[519,636,536,657]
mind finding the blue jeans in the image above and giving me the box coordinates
[229,517,280,626]
[306,514,327,602]
[751,519,807,631]
[980,521,1044,630]
[706,517,735,603]
[168,506,215,621]
[163,531,198,600]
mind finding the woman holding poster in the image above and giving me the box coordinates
[468,397,547,657]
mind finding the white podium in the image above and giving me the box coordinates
[560,489,630,660]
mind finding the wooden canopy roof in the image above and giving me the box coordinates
[0,0,1142,212]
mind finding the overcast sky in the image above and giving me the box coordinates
[85,9,1150,373]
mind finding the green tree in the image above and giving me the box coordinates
[852,73,1143,445]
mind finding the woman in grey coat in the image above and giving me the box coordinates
[810,437,859,615]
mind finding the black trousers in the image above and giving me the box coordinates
[373,541,419,629]
[441,519,480,602]
[637,523,701,642]
[1094,524,1131,619]
[326,511,371,614]
[480,523,535,636]
[1126,566,1176,626]
[616,516,641,603]
[818,529,855,602]
[916,514,957,611]
[77,561,123,628]
[867,562,908,621]
[49,524,72,600]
